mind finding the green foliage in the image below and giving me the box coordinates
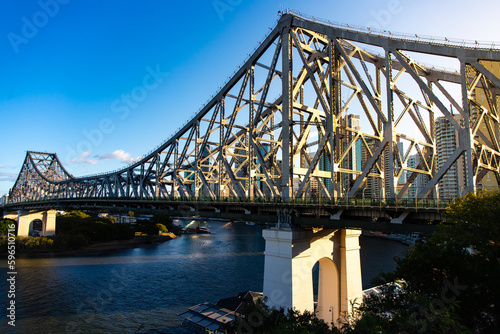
[150,213,181,235]
[341,283,470,334]
[345,190,500,333]
[0,219,15,235]
[1,236,55,252]
[148,213,172,225]
[56,211,134,242]
[69,222,134,241]
[53,234,90,250]
[231,299,334,334]
[135,221,159,236]
[156,223,168,233]
[59,210,90,219]
[136,213,181,235]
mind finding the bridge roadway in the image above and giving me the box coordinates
[2,197,449,233]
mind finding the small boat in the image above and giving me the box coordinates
[245,221,256,226]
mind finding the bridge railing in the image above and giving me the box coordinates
[5,196,455,210]
[283,8,499,50]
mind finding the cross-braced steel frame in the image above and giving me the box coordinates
[8,11,500,205]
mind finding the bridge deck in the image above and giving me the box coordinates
[3,197,448,233]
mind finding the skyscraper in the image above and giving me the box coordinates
[435,114,467,199]
[342,114,361,193]
[361,138,383,199]
[407,154,431,199]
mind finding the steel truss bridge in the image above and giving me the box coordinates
[4,10,500,232]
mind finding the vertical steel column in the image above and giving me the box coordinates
[332,38,342,198]
[219,98,225,198]
[328,40,336,199]
[249,67,255,199]
[428,80,438,199]
[195,119,200,197]
[173,139,179,198]
[139,164,144,198]
[281,28,293,200]
[155,153,160,198]
[271,109,276,186]
[460,61,477,193]
[385,51,395,199]
[300,87,305,170]
[376,67,384,200]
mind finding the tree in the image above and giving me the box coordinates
[0,219,15,235]
[230,299,334,334]
[56,210,133,242]
[156,223,168,233]
[345,190,500,333]
[135,221,159,236]
[149,213,181,235]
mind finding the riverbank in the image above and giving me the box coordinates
[10,233,178,258]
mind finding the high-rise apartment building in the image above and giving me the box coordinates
[360,138,383,199]
[343,114,361,192]
[435,114,467,199]
[407,154,431,199]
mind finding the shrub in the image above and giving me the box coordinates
[53,234,89,250]
[157,223,168,233]
[56,211,134,242]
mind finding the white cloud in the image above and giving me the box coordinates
[71,151,98,165]
[0,172,17,182]
[69,150,141,166]
[0,164,4,168]
[98,150,141,164]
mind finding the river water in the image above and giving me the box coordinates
[1,220,407,334]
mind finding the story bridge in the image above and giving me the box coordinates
[3,10,500,325]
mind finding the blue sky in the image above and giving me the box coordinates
[1,0,499,196]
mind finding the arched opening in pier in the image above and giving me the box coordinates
[312,257,340,327]
[29,219,43,237]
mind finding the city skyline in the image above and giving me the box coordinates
[2,0,500,196]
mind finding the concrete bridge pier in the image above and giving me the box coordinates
[3,210,57,237]
[262,227,362,327]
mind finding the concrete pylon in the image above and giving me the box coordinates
[339,229,363,317]
[262,228,362,327]
[16,210,57,237]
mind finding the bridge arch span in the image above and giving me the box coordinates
[29,219,44,237]
[314,257,340,327]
